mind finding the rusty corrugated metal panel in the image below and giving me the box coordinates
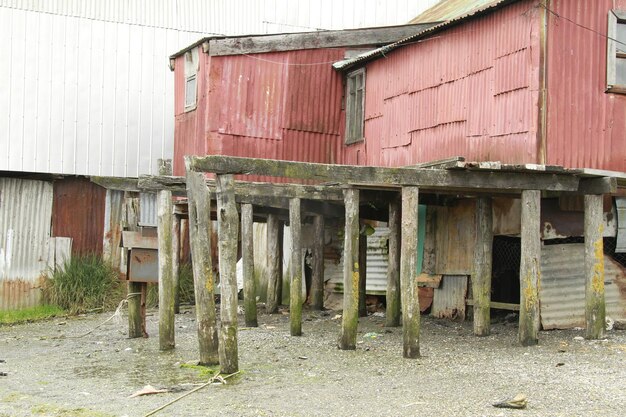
[431,275,468,319]
[139,193,158,227]
[546,0,626,171]
[52,177,106,256]
[0,177,53,310]
[540,244,626,329]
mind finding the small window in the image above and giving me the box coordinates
[607,10,626,93]
[185,74,197,110]
[184,50,199,111]
[345,68,365,144]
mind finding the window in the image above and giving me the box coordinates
[345,68,365,144]
[185,74,197,109]
[607,10,626,93]
[184,49,199,111]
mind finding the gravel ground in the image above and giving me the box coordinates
[1,305,625,417]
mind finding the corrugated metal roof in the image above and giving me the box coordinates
[409,0,508,23]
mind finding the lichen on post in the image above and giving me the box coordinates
[519,189,541,346]
[241,203,258,327]
[386,198,401,327]
[289,198,303,336]
[584,194,606,340]
[339,188,359,350]
[310,215,325,310]
[400,186,420,358]
[472,197,493,336]
[266,214,282,313]
[157,188,175,351]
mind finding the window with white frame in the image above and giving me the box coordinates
[345,68,365,144]
[184,49,199,111]
[607,10,626,92]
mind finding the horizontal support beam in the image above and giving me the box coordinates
[189,156,582,193]
[576,177,616,195]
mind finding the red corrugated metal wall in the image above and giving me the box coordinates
[546,0,626,171]
[341,0,541,167]
[52,177,106,256]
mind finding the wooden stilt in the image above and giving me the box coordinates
[358,226,367,317]
[241,203,258,327]
[400,186,420,358]
[386,198,401,327]
[289,198,303,336]
[472,197,493,336]
[519,190,541,346]
[339,188,359,350]
[310,215,325,310]
[125,193,147,338]
[172,214,181,314]
[584,194,606,339]
[185,166,219,365]
[266,214,282,313]
[158,188,175,351]
[216,174,239,374]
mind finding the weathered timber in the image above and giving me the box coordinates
[207,23,436,56]
[358,227,367,317]
[339,188,360,350]
[577,177,617,195]
[185,166,219,365]
[519,190,541,346]
[91,176,139,192]
[266,214,283,313]
[189,156,582,192]
[400,186,421,358]
[158,189,175,351]
[411,156,465,169]
[584,194,606,340]
[472,197,493,337]
[172,213,181,314]
[289,198,303,336]
[386,199,401,327]
[216,174,239,373]
[125,193,147,338]
[310,215,325,310]
[241,204,258,327]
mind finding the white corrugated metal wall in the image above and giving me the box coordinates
[0,0,437,177]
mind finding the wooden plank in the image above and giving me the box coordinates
[472,197,493,336]
[339,188,360,350]
[358,227,367,317]
[401,186,421,358]
[185,167,219,365]
[416,273,442,288]
[576,177,617,195]
[241,204,258,328]
[91,176,139,192]
[121,231,158,250]
[189,156,581,192]
[216,174,239,374]
[289,198,303,336]
[411,156,465,169]
[125,192,147,339]
[386,199,401,327]
[434,201,476,275]
[208,23,436,56]
[310,215,325,310]
[266,214,283,314]
[519,190,541,346]
[466,299,520,311]
[584,194,606,339]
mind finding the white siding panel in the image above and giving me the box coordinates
[0,9,11,171]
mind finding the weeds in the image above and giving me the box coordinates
[146,262,195,308]
[0,305,64,325]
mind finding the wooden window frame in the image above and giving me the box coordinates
[606,10,626,93]
[345,68,365,145]
[184,73,197,111]
[184,50,198,112]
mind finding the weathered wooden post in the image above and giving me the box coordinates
[339,188,360,350]
[386,198,401,327]
[216,174,239,374]
[289,198,303,336]
[185,164,219,365]
[400,186,420,358]
[266,214,283,313]
[584,194,606,339]
[172,213,181,314]
[125,192,147,338]
[472,197,493,336]
[310,215,325,310]
[158,187,175,350]
[519,190,541,346]
[358,225,367,317]
[241,203,258,327]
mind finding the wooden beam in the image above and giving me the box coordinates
[266,214,283,314]
[519,190,541,346]
[216,174,239,374]
[91,176,139,192]
[411,156,465,169]
[185,168,219,365]
[400,186,421,358]
[339,188,360,350]
[310,215,325,310]
[577,177,617,195]
[189,156,581,192]
[289,198,303,336]
[584,194,606,340]
[241,204,258,328]
[472,197,493,337]
[157,188,175,351]
[386,199,401,327]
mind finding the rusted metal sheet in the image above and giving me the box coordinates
[540,243,626,329]
[546,0,626,171]
[139,193,158,227]
[121,231,158,250]
[434,200,476,275]
[128,248,159,283]
[103,189,124,270]
[431,275,468,320]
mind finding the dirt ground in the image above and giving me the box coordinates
[1,305,625,417]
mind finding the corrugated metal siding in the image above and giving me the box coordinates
[342,0,540,167]
[546,0,626,171]
[103,189,124,271]
[139,193,158,226]
[431,275,468,319]
[540,243,626,329]
[0,178,53,309]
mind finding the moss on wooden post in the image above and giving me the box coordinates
[266,214,282,313]
[339,188,359,350]
[125,193,147,338]
[216,174,239,374]
[358,227,367,317]
[172,213,181,314]
[289,198,303,336]
[310,215,325,310]
[584,194,606,340]
[158,188,175,351]
[472,197,493,337]
[386,198,401,327]
[241,203,258,327]
[400,186,421,358]
[185,166,219,365]
[519,190,541,346]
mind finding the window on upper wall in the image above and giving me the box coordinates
[184,49,199,111]
[345,68,365,144]
[607,10,626,93]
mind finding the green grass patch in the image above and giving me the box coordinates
[180,362,218,378]
[0,305,65,325]
[31,404,114,417]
